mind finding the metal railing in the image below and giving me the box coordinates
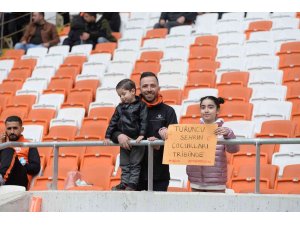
[1,138,300,193]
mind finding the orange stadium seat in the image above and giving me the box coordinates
[140,51,164,63]
[133,60,161,75]
[187,71,216,87]
[180,104,200,124]
[189,46,217,60]
[55,66,80,80]
[282,67,300,85]
[275,165,300,194]
[80,154,114,190]
[0,104,29,121]
[109,177,121,190]
[144,28,168,40]
[189,59,220,73]
[218,86,253,102]
[30,177,65,191]
[230,151,268,172]
[88,106,115,121]
[0,78,24,94]
[160,89,183,105]
[46,125,78,140]
[112,32,121,41]
[229,164,279,192]
[217,71,249,87]
[85,146,120,162]
[74,79,100,98]
[239,144,276,164]
[9,95,37,109]
[42,154,79,177]
[0,94,13,110]
[13,59,36,71]
[47,77,74,94]
[256,120,297,138]
[7,68,32,80]
[277,41,300,56]
[62,56,87,71]
[62,88,93,111]
[245,20,273,39]
[286,83,300,105]
[194,35,218,47]
[292,102,300,128]
[218,102,253,121]
[92,42,117,55]
[0,49,25,60]
[279,54,300,70]
[78,117,108,139]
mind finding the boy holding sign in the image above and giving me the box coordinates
[186,96,239,192]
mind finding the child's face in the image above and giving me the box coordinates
[117,88,136,104]
[200,99,219,124]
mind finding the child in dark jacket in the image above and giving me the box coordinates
[104,79,148,191]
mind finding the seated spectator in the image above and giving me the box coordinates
[154,12,197,31]
[63,12,116,48]
[99,12,121,32]
[0,116,40,190]
[14,12,59,51]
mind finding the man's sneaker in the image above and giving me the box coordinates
[112,183,126,191]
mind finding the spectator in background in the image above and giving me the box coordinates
[63,12,116,48]
[111,72,178,191]
[14,12,59,51]
[154,12,198,31]
[186,96,239,193]
[99,12,121,32]
[0,116,40,190]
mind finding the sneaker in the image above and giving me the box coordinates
[112,183,126,191]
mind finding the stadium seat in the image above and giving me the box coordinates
[250,85,287,103]
[160,89,183,105]
[169,25,192,36]
[63,88,93,111]
[70,44,93,56]
[247,31,273,44]
[282,67,300,85]
[33,93,65,110]
[78,117,108,139]
[195,13,218,35]
[246,12,270,21]
[272,18,300,31]
[63,56,87,71]
[0,104,29,121]
[80,154,114,190]
[8,68,32,80]
[217,45,245,59]
[272,152,300,176]
[25,47,48,58]
[93,42,117,55]
[189,59,219,73]
[216,21,245,34]
[74,79,100,98]
[245,20,273,39]
[113,49,139,64]
[30,177,65,191]
[23,124,44,142]
[189,46,217,60]
[47,120,78,140]
[223,121,255,138]
[218,86,252,102]
[105,61,133,77]
[219,102,253,121]
[88,53,111,65]
[47,77,74,94]
[48,45,70,58]
[43,153,79,177]
[161,47,189,62]
[216,58,245,74]
[220,12,245,22]
[0,49,25,60]
[0,78,24,93]
[169,165,189,190]
[144,28,168,40]
[248,70,283,87]
[9,94,37,109]
[256,120,297,138]
[218,33,245,46]
[37,55,64,70]
[55,66,80,80]
[95,88,120,106]
[194,35,218,47]
[139,51,164,63]
[133,60,161,75]
[286,83,300,105]
[118,39,141,51]
[245,42,276,58]
[217,71,249,87]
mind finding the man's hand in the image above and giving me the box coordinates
[136,135,144,143]
[103,138,111,145]
[159,19,166,26]
[158,127,168,140]
[117,134,132,150]
[176,16,185,24]
[0,133,7,143]
[43,42,50,48]
[214,127,230,136]
[80,32,90,41]
[147,136,160,150]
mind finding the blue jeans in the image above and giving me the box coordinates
[14,43,45,52]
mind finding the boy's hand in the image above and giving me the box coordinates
[136,136,144,143]
[147,136,160,150]
[103,138,111,145]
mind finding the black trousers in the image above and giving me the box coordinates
[0,148,28,189]
[120,146,145,189]
[138,179,169,192]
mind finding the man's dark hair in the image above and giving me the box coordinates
[85,12,97,18]
[140,72,159,83]
[5,116,23,126]
[116,79,136,91]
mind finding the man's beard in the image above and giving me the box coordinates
[8,134,19,141]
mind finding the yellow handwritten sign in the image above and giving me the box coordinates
[163,124,218,166]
